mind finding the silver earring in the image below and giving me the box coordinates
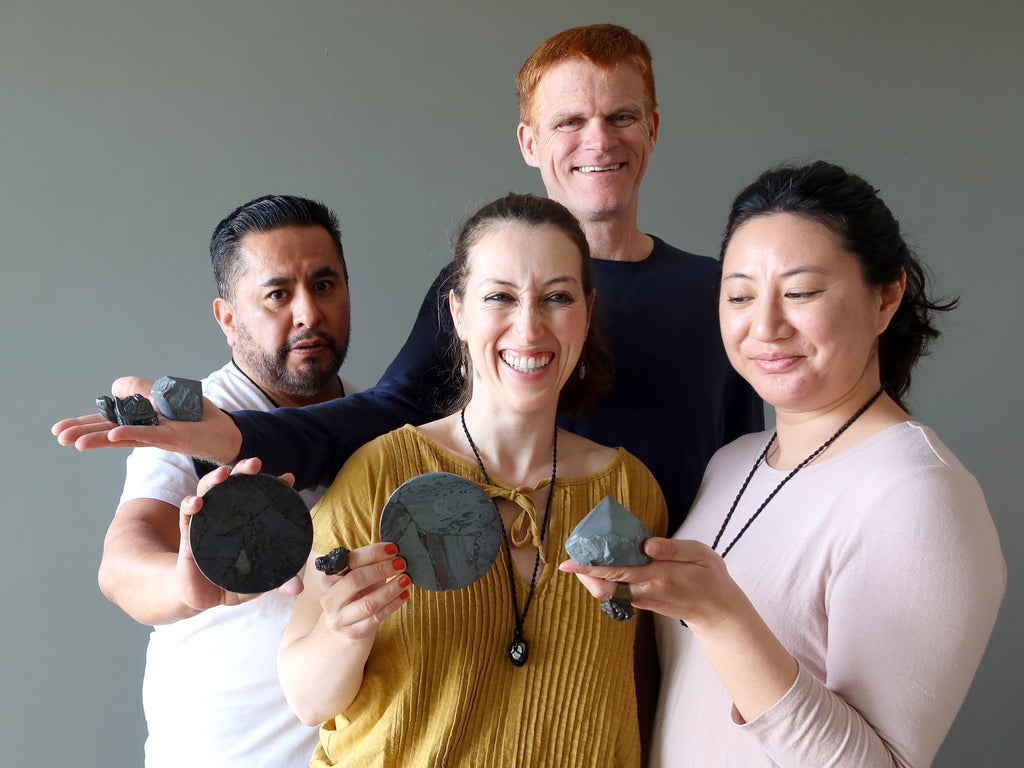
[579,361,586,380]
[460,363,467,378]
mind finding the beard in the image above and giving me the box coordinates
[235,323,349,399]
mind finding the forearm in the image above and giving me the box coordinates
[98,503,200,625]
[689,594,798,724]
[278,615,373,727]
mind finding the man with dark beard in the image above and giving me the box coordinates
[97,194,355,768]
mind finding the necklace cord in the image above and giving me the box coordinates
[460,409,557,655]
[711,388,884,558]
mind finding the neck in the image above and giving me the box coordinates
[460,402,557,486]
[578,216,653,262]
[770,384,904,470]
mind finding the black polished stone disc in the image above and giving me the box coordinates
[189,474,312,594]
[378,472,500,592]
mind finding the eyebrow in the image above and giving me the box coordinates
[258,265,342,289]
[722,265,829,281]
[480,275,580,289]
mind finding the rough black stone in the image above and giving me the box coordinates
[152,376,203,421]
[378,472,500,592]
[189,473,312,594]
[315,546,350,575]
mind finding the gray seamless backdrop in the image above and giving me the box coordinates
[2,1,1019,766]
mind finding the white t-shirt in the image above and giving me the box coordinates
[119,361,357,768]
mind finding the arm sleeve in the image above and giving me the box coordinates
[232,264,457,490]
[740,465,1006,767]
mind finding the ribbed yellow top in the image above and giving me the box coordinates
[308,425,667,768]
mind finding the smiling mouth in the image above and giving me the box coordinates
[575,163,623,173]
[501,351,553,372]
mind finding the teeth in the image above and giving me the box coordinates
[577,164,622,173]
[501,352,553,372]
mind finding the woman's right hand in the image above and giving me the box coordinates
[317,543,411,641]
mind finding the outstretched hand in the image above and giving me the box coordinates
[51,376,243,463]
[177,457,302,611]
[558,536,746,628]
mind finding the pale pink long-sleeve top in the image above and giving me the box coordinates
[653,422,1005,768]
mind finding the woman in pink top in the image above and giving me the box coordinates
[562,161,1006,767]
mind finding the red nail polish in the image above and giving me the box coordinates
[393,557,406,571]
[398,575,411,588]
[400,590,410,600]
[384,543,398,556]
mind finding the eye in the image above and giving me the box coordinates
[785,289,822,301]
[267,289,288,301]
[546,291,575,304]
[610,113,638,126]
[557,117,583,131]
[313,279,334,292]
[484,292,515,304]
[724,293,752,306]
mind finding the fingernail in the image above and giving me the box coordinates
[400,590,410,600]
[398,575,411,588]
[392,557,406,571]
[384,543,398,556]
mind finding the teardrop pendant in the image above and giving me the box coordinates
[508,639,529,667]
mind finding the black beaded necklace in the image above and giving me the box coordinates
[460,408,557,667]
[711,388,885,558]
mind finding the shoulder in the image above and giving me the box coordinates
[200,362,273,410]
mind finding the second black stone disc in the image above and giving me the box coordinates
[379,472,500,592]
[190,473,312,594]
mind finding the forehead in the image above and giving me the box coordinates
[724,214,854,272]
[236,225,342,279]
[532,59,647,121]
[467,222,584,281]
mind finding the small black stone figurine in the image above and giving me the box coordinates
[96,393,160,426]
[315,547,350,575]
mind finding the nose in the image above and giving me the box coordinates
[583,118,617,153]
[750,295,790,341]
[292,289,324,328]
[513,303,544,342]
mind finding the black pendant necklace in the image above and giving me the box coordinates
[711,388,884,558]
[460,408,557,667]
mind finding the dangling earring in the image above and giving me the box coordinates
[579,361,586,380]
[459,363,467,379]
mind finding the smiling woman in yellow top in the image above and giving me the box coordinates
[278,192,667,768]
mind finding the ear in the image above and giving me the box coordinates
[647,108,661,151]
[876,269,907,335]
[517,122,540,168]
[213,297,237,347]
[449,290,467,341]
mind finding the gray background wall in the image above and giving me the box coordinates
[2,1,1019,765]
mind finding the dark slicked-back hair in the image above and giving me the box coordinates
[721,160,958,411]
[516,24,657,125]
[210,194,346,301]
[448,192,612,414]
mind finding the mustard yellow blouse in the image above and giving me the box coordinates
[308,424,668,768]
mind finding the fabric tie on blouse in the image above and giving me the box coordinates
[480,481,552,561]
